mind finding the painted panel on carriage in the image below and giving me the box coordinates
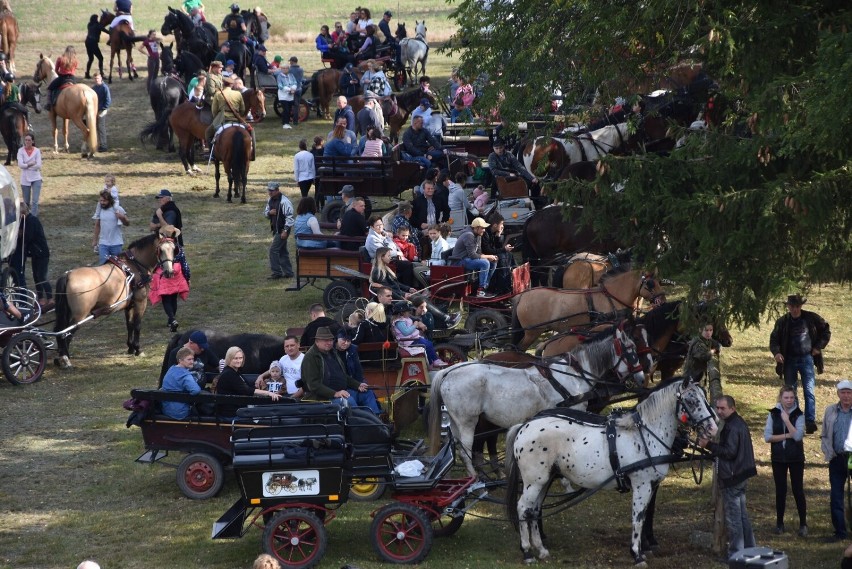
[262,470,320,497]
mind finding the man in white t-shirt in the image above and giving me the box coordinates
[278,335,304,397]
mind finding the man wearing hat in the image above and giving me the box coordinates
[203,60,225,101]
[821,380,852,541]
[340,63,361,98]
[251,45,270,74]
[488,138,539,201]
[159,330,220,389]
[205,75,246,144]
[221,3,247,42]
[150,189,184,247]
[264,182,294,279]
[770,294,831,433]
[301,326,382,414]
[410,98,432,126]
[449,217,498,298]
[356,92,383,138]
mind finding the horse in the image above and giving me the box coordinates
[140,75,187,152]
[33,55,99,157]
[0,99,27,165]
[521,123,632,181]
[554,251,618,289]
[175,49,203,86]
[98,10,139,84]
[357,86,435,143]
[161,7,218,68]
[506,376,717,566]
[428,322,646,477]
[53,229,179,368]
[213,125,252,203]
[0,8,18,72]
[310,68,342,119]
[399,21,428,85]
[520,205,625,287]
[510,264,665,350]
[19,81,42,115]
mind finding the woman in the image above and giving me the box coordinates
[480,212,516,295]
[160,346,202,420]
[138,29,160,92]
[371,246,416,299]
[46,45,78,110]
[763,386,807,537]
[356,8,373,35]
[16,134,43,216]
[294,196,327,249]
[352,301,389,348]
[20,203,53,311]
[85,14,105,79]
[323,124,355,157]
[293,139,316,198]
[390,301,447,368]
[149,229,190,333]
[215,346,281,418]
[92,189,129,264]
[276,63,297,128]
[360,127,387,157]
[410,294,434,340]
[361,60,390,97]
[310,135,325,158]
[451,76,475,123]
[355,25,377,62]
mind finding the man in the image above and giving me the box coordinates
[301,326,382,414]
[410,98,432,126]
[683,322,723,402]
[488,138,539,198]
[160,330,220,388]
[770,294,830,434]
[327,115,357,145]
[289,56,304,125]
[377,10,401,67]
[441,170,478,222]
[339,63,361,98]
[203,60,225,102]
[221,3,247,42]
[252,44,270,74]
[214,43,231,65]
[339,196,368,250]
[402,115,445,169]
[299,304,340,348]
[375,286,394,308]
[149,189,184,247]
[92,72,110,152]
[264,182,294,279]
[255,335,303,398]
[411,178,450,234]
[333,95,356,132]
[336,328,366,384]
[205,77,245,144]
[160,346,201,420]
[356,93,382,138]
[449,217,497,298]
[699,395,757,560]
[821,380,852,542]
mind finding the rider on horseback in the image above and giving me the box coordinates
[45,46,78,111]
[111,0,135,33]
[0,72,29,124]
[221,4,246,43]
[205,77,245,147]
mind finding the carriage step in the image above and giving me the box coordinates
[136,449,168,464]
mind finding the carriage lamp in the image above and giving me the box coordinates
[440,405,451,438]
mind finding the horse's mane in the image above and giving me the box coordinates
[637,300,682,336]
[126,232,159,251]
[597,262,634,285]
[567,325,622,376]
[617,376,685,429]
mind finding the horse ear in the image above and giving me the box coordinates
[680,375,690,389]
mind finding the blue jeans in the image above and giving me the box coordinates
[22,180,43,217]
[332,389,382,415]
[829,454,849,537]
[784,354,816,423]
[723,480,755,558]
[401,151,430,169]
[412,337,439,363]
[99,244,123,265]
[460,257,496,290]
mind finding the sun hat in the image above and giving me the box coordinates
[189,330,209,350]
[837,380,852,391]
[155,189,172,198]
[470,217,489,228]
[314,327,334,341]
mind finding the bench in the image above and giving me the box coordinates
[314,156,422,203]
[287,234,367,292]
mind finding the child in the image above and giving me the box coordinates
[392,226,418,262]
[257,360,304,399]
[472,185,488,212]
[390,301,448,369]
[103,173,119,206]
[410,294,434,340]
[427,224,449,266]
[439,222,457,249]
[222,59,235,79]
[682,323,722,401]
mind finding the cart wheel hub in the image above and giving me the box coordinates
[290,536,300,546]
[396,531,406,540]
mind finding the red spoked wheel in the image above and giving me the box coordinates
[263,509,328,569]
[370,502,433,564]
[176,452,224,500]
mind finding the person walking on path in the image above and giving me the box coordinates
[293,139,315,198]
[92,72,111,152]
[16,133,43,216]
[821,380,852,542]
[770,293,831,434]
[149,189,183,247]
[699,395,757,560]
[92,189,128,264]
[264,182,294,280]
[764,386,807,537]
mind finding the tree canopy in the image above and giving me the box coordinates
[445,0,851,327]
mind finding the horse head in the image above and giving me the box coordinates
[159,42,175,74]
[98,9,114,28]
[161,9,179,37]
[245,89,266,122]
[395,22,407,40]
[21,82,42,113]
[33,54,54,84]
[415,20,427,39]
[156,227,180,278]
[639,271,666,305]
[677,376,718,439]
[612,321,646,387]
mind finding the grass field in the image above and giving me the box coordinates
[0,2,851,569]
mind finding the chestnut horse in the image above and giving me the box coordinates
[0,8,18,72]
[310,68,343,119]
[33,55,99,157]
[98,10,140,83]
[213,125,252,203]
[53,229,179,368]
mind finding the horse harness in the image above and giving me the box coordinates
[589,273,661,319]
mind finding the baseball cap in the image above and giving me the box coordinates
[837,380,852,391]
[155,189,172,198]
[225,59,235,66]
[267,182,280,191]
[339,184,355,195]
[471,217,489,228]
[189,330,209,350]
[384,10,392,17]
[420,98,431,108]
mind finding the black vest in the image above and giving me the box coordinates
[769,407,805,463]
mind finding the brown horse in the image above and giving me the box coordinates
[98,10,140,84]
[213,125,252,203]
[33,55,99,157]
[0,7,18,72]
[0,101,27,165]
[311,68,342,119]
[510,265,665,350]
[169,89,265,175]
[53,229,179,368]
[556,252,611,289]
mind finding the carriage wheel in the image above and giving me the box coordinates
[433,343,467,366]
[176,452,225,500]
[465,308,508,336]
[298,102,310,124]
[320,200,344,224]
[431,499,465,538]
[0,266,17,292]
[2,332,47,385]
[273,98,284,117]
[349,478,385,501]
[370,502,433,564]
[266,480,282,495]
[263,509,328,569]
[323,280,359,311]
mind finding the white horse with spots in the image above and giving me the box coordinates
[505,377,717,567]
[521,122,631,180]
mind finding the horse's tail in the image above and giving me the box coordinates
[158,333,183,388]
[53,273,71,334]
[139,115,168,146]
[504,423,523,530]
[231,128,247,183]
[427,368,447,455]
[85,90,98,153]
[310,70,320,99]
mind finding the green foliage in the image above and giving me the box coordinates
[445,0,852,327]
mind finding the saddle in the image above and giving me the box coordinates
[212,122,247,144]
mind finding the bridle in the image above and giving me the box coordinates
[612,330,645,382]
[639,273,666,305]
[155,236,178,273]
[675,384,716,436]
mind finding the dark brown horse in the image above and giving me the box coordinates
[213,125,252,203]
[0,7,18,72]
[98,10,140,83]
[0,101,27,165]
[53,229,179,368]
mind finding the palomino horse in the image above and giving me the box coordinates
[555,251,617,289]
[521,123,632,180]
[53,228,179,368]
[506,377,717,566]
[510,264,665,350]
[0,6,17,72]
[399,21,428,85]
[310,68,343,119]
[161,7,218,67]
[98,10,140,83]
[33,55,99,157]
[169,89,265,175]
[428,323,646,477]
[213,125,252,203]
